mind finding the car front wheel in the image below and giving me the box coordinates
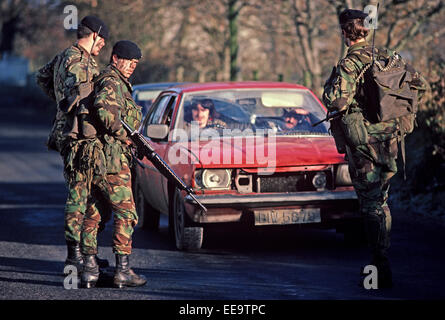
[171,188,203,250]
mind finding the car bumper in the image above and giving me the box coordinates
[185,189,357,206]
[184,189,359,224]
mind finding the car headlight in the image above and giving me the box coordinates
[336,164,352,186]
[312,172,327,190]
[196,169,231,190]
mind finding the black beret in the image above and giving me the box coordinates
[339,9,368,25]
[112,40,142,60]
[80,15,109,39]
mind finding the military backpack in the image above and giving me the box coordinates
[352,47,422,137]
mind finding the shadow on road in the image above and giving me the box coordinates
[131,216,366,256]
[0,256,63,288]
[0,276,61,288]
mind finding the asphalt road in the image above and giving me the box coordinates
[0,106,444,301]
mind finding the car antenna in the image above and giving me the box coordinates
[371,2,380,66]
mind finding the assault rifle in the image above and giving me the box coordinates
[121,120,207,214]
[312,110,344,127]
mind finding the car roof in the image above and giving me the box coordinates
[163,81,311,94]
[132,82,188,91]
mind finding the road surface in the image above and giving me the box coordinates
[0,106,444,302]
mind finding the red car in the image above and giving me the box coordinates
[133,82,359,250]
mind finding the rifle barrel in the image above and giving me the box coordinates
[121,119,207,214]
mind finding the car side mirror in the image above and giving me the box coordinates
[146,124,169,140]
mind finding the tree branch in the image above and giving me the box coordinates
[393,1,444,51]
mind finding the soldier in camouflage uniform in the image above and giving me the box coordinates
[322,9,426,288]
[35,16,111,272]
[80,40,146,289]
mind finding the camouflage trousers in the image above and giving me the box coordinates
[64,177,112,242]
[348,135,398,262]
[81,155,138,256]
[63,138,111,244]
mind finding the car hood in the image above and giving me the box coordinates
[175,135,346,169]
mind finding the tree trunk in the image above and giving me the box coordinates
[0,15,20,56]
[292,0,322,95]
[228,0,240,81]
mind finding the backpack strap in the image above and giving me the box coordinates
[348,48,373,84]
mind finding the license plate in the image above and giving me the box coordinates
[254,208,321,226]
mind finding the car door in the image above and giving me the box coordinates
[139,93,178,214]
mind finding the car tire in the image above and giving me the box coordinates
[134,179,160,231]
[171,187,203,251]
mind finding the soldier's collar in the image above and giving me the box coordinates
[74,43,98,68]
[75,43,92,58]
[109,65,133,92]
[347,40,368,53]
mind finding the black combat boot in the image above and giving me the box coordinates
[81,254,100,288]
[64,241,84,273]
[113,254,147,288]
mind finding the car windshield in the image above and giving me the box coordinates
[175,89,329,139]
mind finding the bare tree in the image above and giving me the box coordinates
[0,0,58,58]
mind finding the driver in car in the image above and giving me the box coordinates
[282,108,312,131]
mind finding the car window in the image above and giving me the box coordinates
[146,95,170,125]
[175,89,329,140]
[160,95,177,127]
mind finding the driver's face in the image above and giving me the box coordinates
[284,116,297,129]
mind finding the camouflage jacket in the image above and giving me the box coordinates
[36,44,99,151]
[94,65,142,172]
[322,41,400,140]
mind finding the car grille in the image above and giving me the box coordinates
[259,174,303,192]
[234,170,334,193]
